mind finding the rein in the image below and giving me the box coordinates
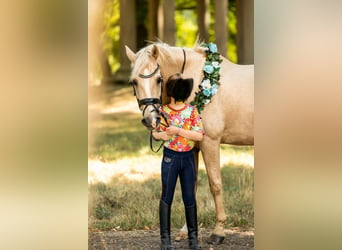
[149,112,169,153]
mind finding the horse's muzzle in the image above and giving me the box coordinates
[141,117,156,130]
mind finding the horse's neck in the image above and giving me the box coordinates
[159,47,183,76]
[159,47,206,105]
[159,47,205,88]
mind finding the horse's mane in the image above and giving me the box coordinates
[131,39,206,80]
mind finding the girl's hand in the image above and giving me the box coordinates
[166,126,180,136]
[152,131,171,141]
[159,132,171,141]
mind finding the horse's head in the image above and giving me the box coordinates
[125,44,163,130]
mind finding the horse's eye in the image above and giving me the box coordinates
[130,80,137,86]
[157,77,163,84]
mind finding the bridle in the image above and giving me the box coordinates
[130,48,187,152]
[132,63,163,118]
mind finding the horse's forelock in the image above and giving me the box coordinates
[131,43,171,78]
[131,46,154,79]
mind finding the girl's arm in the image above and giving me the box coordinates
[152,131,171,141]
[166,126,203,141]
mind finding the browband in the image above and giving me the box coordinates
[138,64,160,78]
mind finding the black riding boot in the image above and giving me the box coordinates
[159,200,174,250]
[185,203,201,250]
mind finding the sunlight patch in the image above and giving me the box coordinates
[89,149,253,185]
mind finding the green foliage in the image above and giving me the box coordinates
[176,0,196,10]
[175,9,197,47]
[190,43,222,113]
[99,0,238,80]
[102,0,120,73]
[228,0,237,62]
[174,0,238,61]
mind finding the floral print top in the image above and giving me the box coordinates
[157,104,204,152]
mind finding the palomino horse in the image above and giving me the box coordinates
[125,42,254,244]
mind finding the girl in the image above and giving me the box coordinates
[152,73,204,250]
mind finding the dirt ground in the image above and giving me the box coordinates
[88,228,254,250]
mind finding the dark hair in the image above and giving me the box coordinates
[165,73,194,102]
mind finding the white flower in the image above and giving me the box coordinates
[204,99,211,105]
[200,79,211,89]
[212,61,220,68]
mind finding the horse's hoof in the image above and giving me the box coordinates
[206,234,225,245]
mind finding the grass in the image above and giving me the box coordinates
[89,112,151,161]
[88,164,253,231]
[89,85,164,161]
[88,85,254,231]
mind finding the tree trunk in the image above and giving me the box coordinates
[214,0,228,57]
[237,0,254,64]
[136,0,148,50]
[98,47,112,79]
[89,0,111,85]
[196,0,210,42]
[148,0,159,41]
[161,0,175,45]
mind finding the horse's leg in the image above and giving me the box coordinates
[201,138,226,244]
[193,146,200,193]
[175,147,200,242]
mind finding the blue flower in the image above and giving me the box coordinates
[203,89,211,97]
[203,65,214,74]
[192,43,221,113]
[211,84,218,94]
[208,43,218,53]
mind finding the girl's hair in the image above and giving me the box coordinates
[165,73,193,102]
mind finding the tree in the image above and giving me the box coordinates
[214,0,228,56]
[196,0,210,42]
[96,0,253,84]
[236,0,254,64]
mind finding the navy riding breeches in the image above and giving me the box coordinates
[160,147,197,207]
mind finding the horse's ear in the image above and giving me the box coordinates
[194,45,207,56]
[151,45,159,60]
[125,45,136,63]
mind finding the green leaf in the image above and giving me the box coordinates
[192,43,222,114]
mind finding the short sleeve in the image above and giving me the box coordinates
[190,106,205,134]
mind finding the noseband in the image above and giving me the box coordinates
[138,97,162,117]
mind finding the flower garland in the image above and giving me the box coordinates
[190,43,222,113]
